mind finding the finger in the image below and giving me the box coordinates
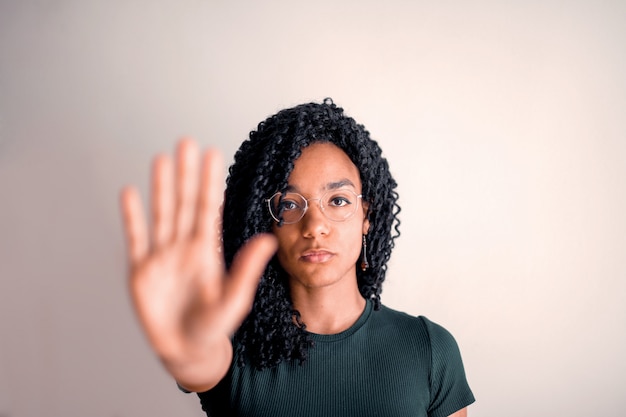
[220,234,278,329]
[152,154,174,247]
[197,148,224,249]
[120,186,150,265]
[174,138,200,240]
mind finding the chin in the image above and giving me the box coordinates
[289,266,356,290]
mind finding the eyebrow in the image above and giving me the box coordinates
[326,179,356,190]
[284,179,357,193]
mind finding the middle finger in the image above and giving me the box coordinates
[174,138,200,241]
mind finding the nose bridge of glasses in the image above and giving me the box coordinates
[298,197,332,233]
[308,191,357,221]
[300,196,326,221]
[305,196,323,210]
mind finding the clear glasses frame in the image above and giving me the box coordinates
[265,189,363,225]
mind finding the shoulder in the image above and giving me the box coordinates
[375,307,476,415]
[374,304,449,336]
[372,305,466,358]
[368,305,440,349]
[370,304,424,336]
[417,315,462,353]
[375,303,425,327]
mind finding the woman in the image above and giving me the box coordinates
[120,99,475,416]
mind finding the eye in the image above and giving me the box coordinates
[278,198,302,211]
[328,195,352,207]
[278,200,298,211]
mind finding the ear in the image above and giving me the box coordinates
[362,201,370,235]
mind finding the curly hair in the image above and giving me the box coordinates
[222,98,401,370]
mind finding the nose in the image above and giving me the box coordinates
[300,199,329,237]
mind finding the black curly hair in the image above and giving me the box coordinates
[222,98,401,370]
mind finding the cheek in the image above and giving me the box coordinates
[341,223,366,261]
[272,226,296,264]
[275,240,290,265]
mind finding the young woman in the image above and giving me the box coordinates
[120,99,475,416]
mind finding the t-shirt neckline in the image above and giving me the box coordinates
[306,299,373,343]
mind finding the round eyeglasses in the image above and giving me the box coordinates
[266,189,363,225]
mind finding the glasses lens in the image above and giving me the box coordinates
[321,189,360,221]
[269,193,306,224]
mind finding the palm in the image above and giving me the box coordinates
[120,139,276,361]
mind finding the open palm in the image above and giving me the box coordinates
[119,139,276,390]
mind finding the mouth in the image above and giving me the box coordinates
[300,250,334,264]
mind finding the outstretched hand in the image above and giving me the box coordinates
[119,139,277,390]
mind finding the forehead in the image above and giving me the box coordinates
[286,142,361,191]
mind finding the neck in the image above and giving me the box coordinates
[290,283,366,335]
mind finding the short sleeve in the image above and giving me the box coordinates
[420,316,475,417]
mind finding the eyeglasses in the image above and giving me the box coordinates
[266,189,363,225]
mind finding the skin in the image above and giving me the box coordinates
[273,142,370,334]
[120,138,468,416]
[120,139,277,392]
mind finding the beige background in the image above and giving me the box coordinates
[1,1,625,416]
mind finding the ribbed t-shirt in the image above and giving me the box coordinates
[195,301,475,417]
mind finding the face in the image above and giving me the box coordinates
[272,142,370,291]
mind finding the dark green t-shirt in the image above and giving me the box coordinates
[196,301,475,417]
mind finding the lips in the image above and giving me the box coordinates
[300,249,334,263]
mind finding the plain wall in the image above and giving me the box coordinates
[1,1,625,416]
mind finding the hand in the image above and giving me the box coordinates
[119,139,277,389]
